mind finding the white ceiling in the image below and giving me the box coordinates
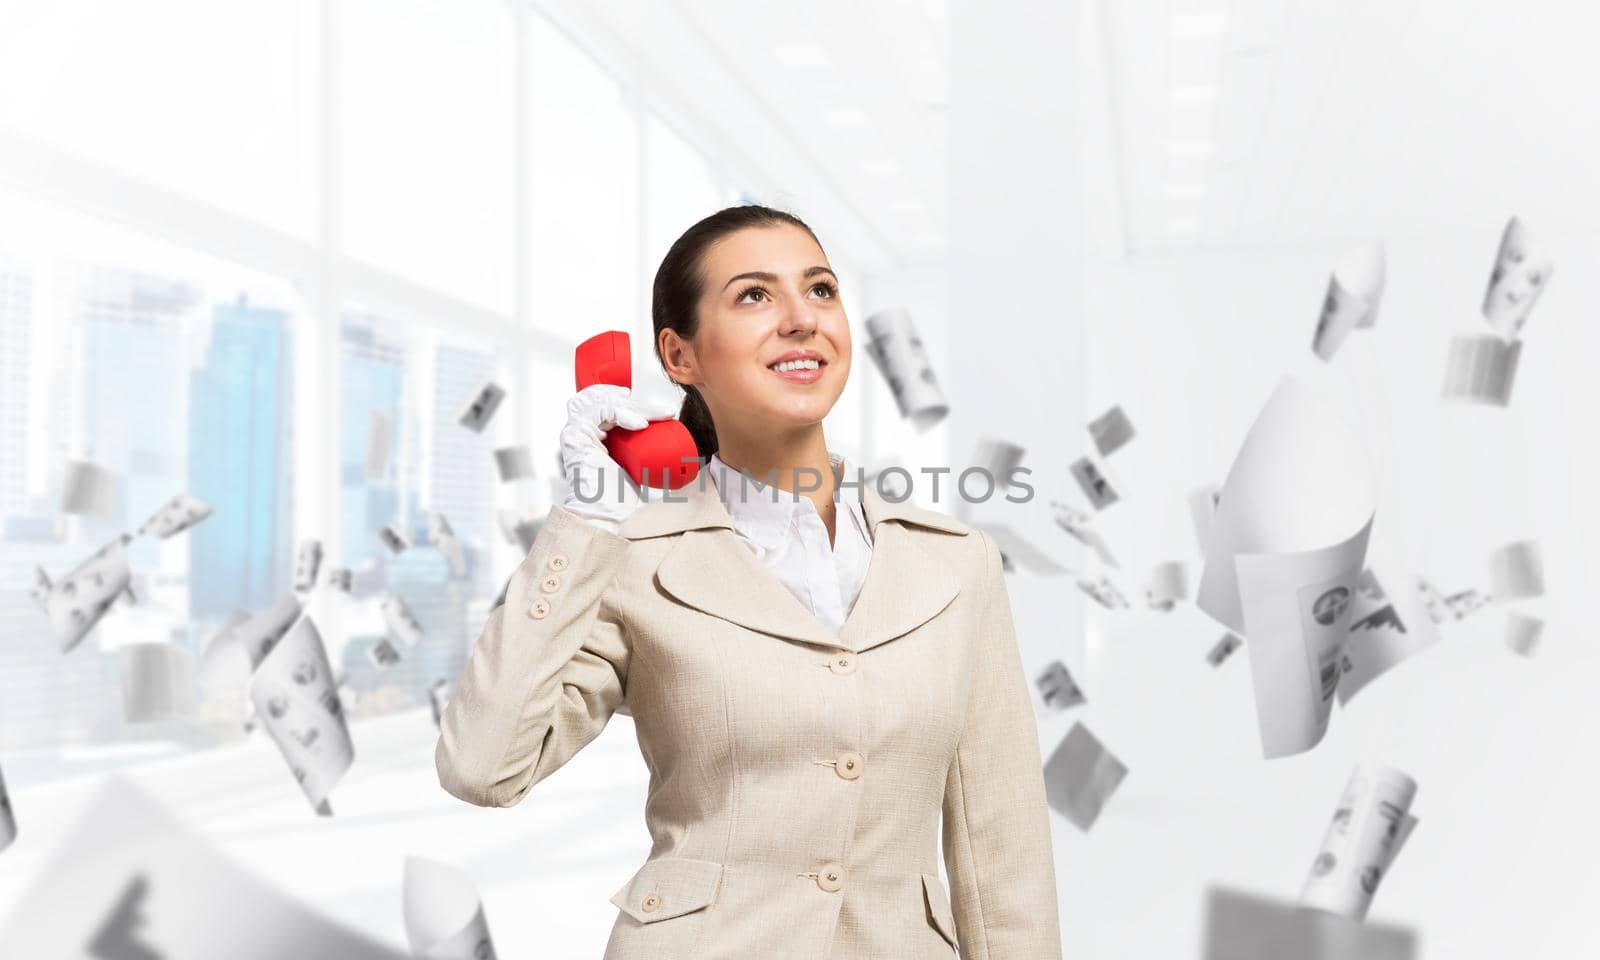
[546,0,1600,267]
[540,0,949,274]
[1102,0,1600,254]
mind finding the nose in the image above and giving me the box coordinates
[777,295,819,337]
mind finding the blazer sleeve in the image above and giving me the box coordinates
[940,528,1063,959]
[435,503,632,808]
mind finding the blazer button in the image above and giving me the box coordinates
[528,598,551,619]
[834,750,863,780]
[548,551,569,571]
[828,653,857,675]
[816,861,844,892]
[640,891,661,912]
[539,574,562,594]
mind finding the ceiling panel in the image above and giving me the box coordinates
[543,0,950,270]
[1102,0,1600,254]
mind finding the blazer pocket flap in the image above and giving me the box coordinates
[920,872,958,947]
[609,857,724,924]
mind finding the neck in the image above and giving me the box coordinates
[715,425,837,510]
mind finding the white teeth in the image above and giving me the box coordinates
[770,359,821,372]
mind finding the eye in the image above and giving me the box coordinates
[810,280,838,299]
[735,285,769,304]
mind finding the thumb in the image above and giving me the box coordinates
[641,395,682,421]
[629,385,684,422]
[612,408,648,431]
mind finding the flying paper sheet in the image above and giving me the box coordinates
[1088,404,1137,457]
[431,513,467,577]
[1503,610,1543,656]
[1069,454,1121,511]
[492,566,514,610]
[1188,483,1221,556]
[1076,574,1130,610]
[1042,721,1127,832]
[1300,764,1419,921]
[381,594,425,649]
[379,521,411,555]
[1415,576,1491,624]
[229,593,306,672]
[1196,378,1376,758]
[456,381,506,434]
[326,567,354,592]
[1337,568,1442,705]
[197,611,254,727]
[40,534,133,653]
[1482,215,1553,338]
[120,641,198,723]
[863,457,913,501]
[1035,660,1086,712]
[294,539,324,593]
[0,762,15,853]
[511,515,542,554]
[494,445,535,483]
[1441,334,1521,406]
[367,410,394,483]
[1202,886,1417,960]
[978,523,1067,575]
[1206,633,1243,667]
[367,637,402,669]
[494,509,521,545]
[62,459,117,517]
[1311,244,1385,361]
[969,436,1026,494]
[247,615,354,812]
[403,856,499,960]
[1234,544,1371,757]
[863,306,949,431]
[1488,538,1544,600]
[0,775,407,957]
[1146,561,1188,610]
[429,679,451,729]
[137,492,214,539]
[1050,499,1119,568]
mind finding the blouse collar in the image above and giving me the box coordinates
[705,450,867,542]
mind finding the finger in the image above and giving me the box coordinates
[613,409,648,431]
[568,383,624,417]
[621,395,677,424]
[642,397,683,421]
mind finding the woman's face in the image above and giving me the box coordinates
[665,223,851,441]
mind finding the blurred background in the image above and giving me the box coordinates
[1,0,1596,957]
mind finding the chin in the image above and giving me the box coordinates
[765,398,834,426]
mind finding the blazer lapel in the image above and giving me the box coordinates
[834,518,961,654]
[635,466,967,653]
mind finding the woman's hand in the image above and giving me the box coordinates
[559,383,680,530]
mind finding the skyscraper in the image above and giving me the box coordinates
[188,294,295,620]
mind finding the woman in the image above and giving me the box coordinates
[435,205,1062,959]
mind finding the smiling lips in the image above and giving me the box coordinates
[767,353,827,383]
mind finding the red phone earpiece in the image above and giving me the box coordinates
[574,330,701,490]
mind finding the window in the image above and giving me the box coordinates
[525,11,639,338]
[0,0,319,238]
[0,188,300,757]
[337,308,512,715]
[339,0,516,312]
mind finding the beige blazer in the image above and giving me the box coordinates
[435,471,1063,959]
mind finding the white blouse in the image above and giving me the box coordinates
[704,451,874,637]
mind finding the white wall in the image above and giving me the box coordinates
[1064,231,1598,957]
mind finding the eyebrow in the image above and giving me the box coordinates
[721,266,837,292]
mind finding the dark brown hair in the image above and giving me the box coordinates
[651,204,825,460]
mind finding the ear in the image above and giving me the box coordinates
[658,328,699,387]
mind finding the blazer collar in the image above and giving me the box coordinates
[618,465,971,540]
[624,464,970,653]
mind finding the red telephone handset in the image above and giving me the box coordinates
[574,330,701,490]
